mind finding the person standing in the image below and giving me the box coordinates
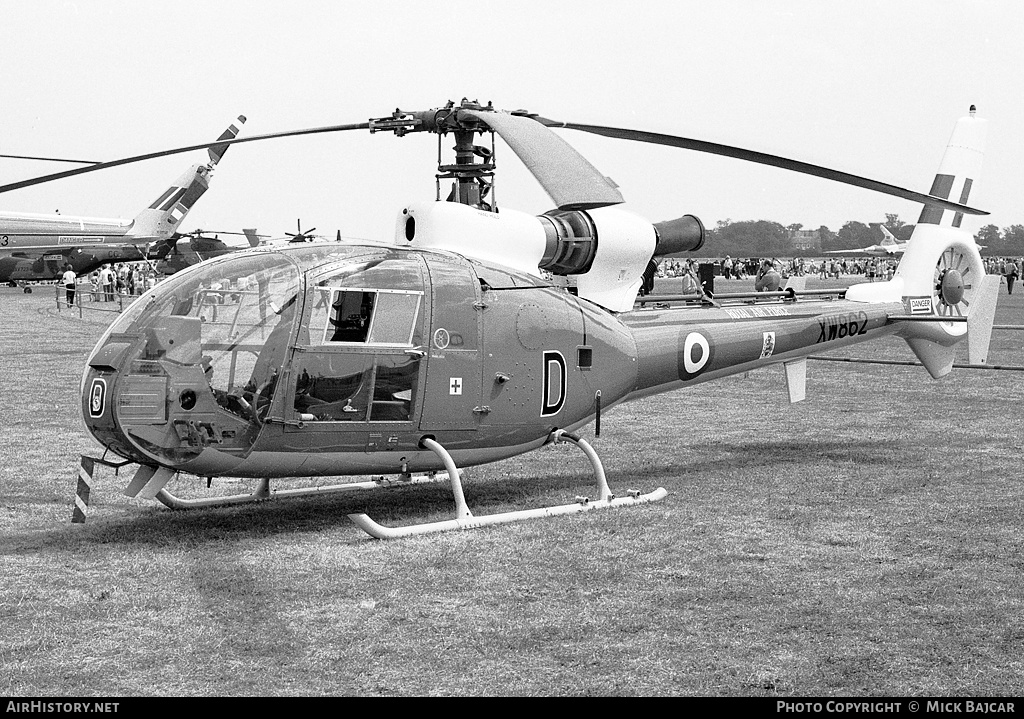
[61,264,77,307]
[101,265,115,301]
[1004,258,1020,295]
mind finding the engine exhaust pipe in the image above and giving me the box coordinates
[653,214,705,256]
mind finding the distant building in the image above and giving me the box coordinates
[790,228,821,253]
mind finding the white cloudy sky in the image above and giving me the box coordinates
[0,0,1020,245]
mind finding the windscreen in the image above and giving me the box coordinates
[89,253,301,399]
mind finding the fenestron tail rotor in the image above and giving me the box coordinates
[934,245,974,317]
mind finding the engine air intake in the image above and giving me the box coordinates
[538,209,597,275]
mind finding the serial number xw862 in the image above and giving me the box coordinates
[816,311,869,343]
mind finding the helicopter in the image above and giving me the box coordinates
[6,99,995,539]
[152,228,263,275]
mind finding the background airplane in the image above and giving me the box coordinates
[825,225,908,257]
[0,116,245,286]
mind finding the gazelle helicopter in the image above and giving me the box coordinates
[3,99,998,539]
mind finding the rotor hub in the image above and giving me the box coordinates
[937,268,965,306]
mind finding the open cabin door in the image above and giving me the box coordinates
[282,252,428,451]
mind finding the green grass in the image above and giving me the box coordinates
[1,279,1022,696]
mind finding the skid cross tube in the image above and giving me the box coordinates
[347,431,668,540]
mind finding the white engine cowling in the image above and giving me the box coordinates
[558,205,656,313]
[394,201,693,313]
[394,201,548,277]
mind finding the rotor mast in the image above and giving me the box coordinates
[369,99,498,211]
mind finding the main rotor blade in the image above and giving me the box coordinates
[461,109,624,210]
[0,122,370,195]
[535,118,989,216]
[0,153,101,165]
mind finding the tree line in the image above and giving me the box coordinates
[694,213,1024,257]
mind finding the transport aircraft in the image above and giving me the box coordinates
[0,117,245,287]
[826,225,909,258]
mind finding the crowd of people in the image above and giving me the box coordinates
[57,262,162,305]
[657,256,901,282]
[989,257,1021,294]
[655,255,1024,296]
[661,256,1023,281]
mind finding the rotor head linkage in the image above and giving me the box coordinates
[371,99,500,210]
[368,98,497,137]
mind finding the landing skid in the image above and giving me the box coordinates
[73,432,668,538]
[347,431,668,540]
[71,454,452,523]
[152,472,452,510]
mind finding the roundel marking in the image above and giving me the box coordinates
[680,331,712,380]
[89,377,107,418]
[433,328,451,350]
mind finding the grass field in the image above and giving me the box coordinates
[1,277,1022,697]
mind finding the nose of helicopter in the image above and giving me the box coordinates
[80,251,302,473]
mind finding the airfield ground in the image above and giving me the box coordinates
[1,275,1022,696]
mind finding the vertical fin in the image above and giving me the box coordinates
[126,164,211,239]
[783,359,807,403]
[243,228,261,247]
[125,116,245,240]
[967,274,1001,364]
[916,106,987,229]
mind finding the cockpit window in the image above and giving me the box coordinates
[329,290,375,342]
[316,288,421,345]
